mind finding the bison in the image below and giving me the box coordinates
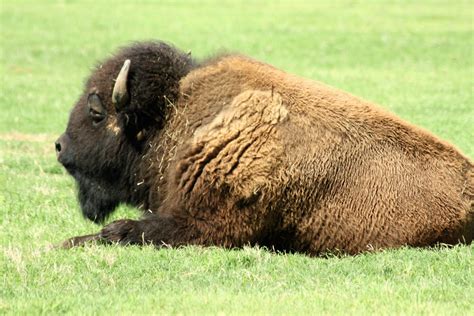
[56,41,473,255]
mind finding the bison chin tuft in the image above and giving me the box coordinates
[76,175,120,223]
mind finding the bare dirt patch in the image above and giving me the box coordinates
[0,133,56,142]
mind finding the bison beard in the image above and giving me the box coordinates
[58,41,474,255]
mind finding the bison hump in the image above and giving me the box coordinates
[173,89,288,200]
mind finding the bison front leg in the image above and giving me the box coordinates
[62,208,257,249]
[61,215,189,248]
[59,220,158,248]
[98,215,189,246]
[60,217,179,249]
[61,233,102,249]
[98,210,259,248]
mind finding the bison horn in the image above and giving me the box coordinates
[112,59,131,110]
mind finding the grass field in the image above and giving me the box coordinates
[1,0,473,314]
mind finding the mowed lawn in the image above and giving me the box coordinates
[1,0,473,314]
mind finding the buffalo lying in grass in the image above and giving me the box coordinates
[56,41,473,255]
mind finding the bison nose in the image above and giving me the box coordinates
[55,134,74,170]
[55,133,70,159]
[55,140,62,153]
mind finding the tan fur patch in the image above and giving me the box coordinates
[176,90,288,199]
[193,90,288,140]
[106,117,121,135]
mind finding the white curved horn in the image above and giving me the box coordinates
[112,59,131,110]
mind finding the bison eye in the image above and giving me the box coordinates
[90,108,106,124]
[87,94,107,125]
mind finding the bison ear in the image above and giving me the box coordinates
[112,59,131,111]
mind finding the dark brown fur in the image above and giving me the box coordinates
[58,42,473,255]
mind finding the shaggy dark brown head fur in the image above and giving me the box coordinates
[56,41,196,222]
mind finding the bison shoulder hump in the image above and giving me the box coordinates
[173,89,288,199]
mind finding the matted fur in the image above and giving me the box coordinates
[58,41,473,255]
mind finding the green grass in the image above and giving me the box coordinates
[1,0,473,314]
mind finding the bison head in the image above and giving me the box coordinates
[56,41,195,223]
